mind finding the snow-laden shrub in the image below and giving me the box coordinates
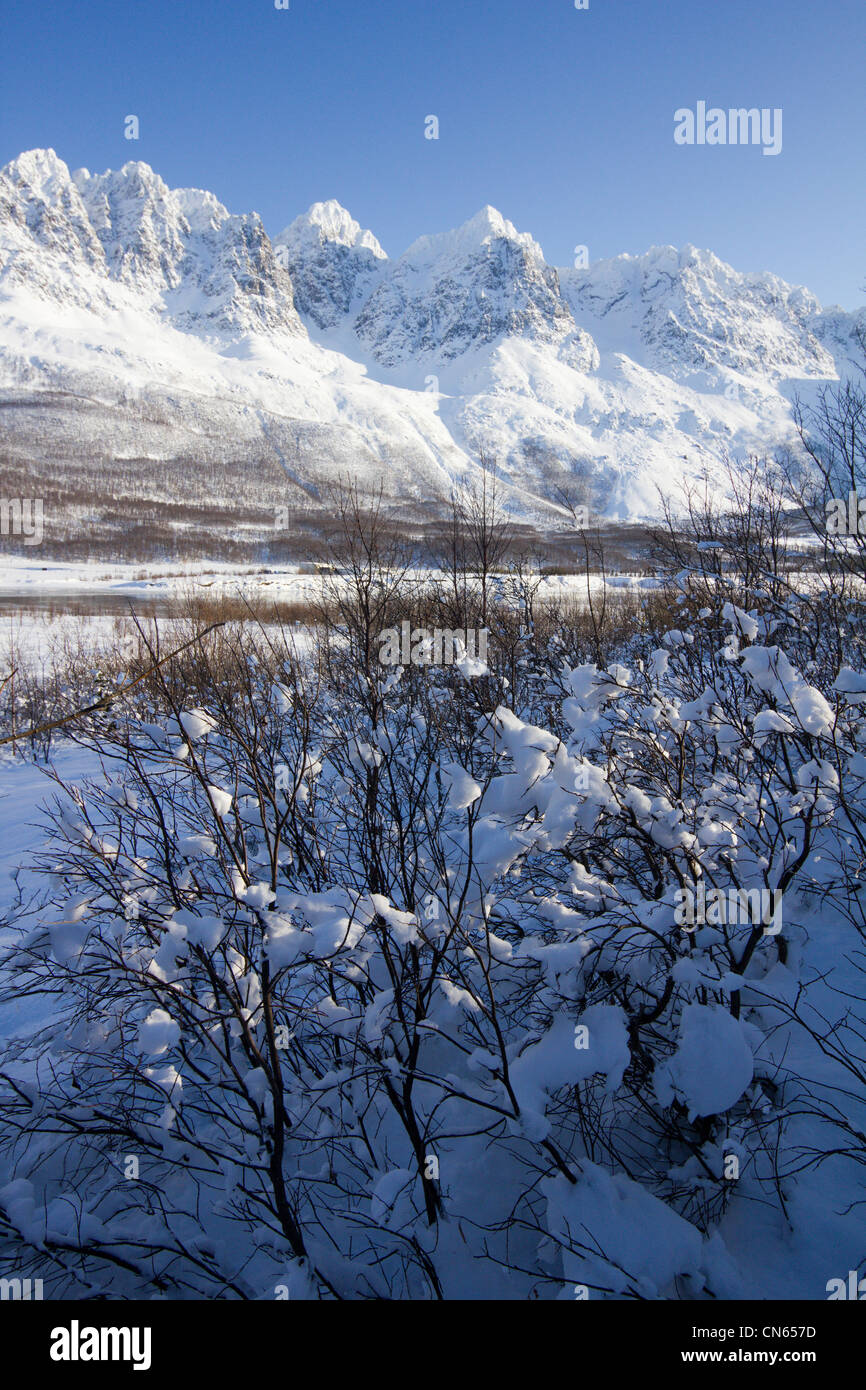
[1,600,864,1299]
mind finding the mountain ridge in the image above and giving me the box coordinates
[1,148,863,524]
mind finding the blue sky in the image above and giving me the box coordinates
[1,0,863,306]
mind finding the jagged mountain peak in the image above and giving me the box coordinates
[2,147,72,194]
[81,157,169,189]
[562,239,834,381]
[581,240,821,309]
[0,147,108,280]
[280,200,386,258]
[74,161,232,242]
[277,201,388,330]
[353,204,586,367]
[403,205,545,266]
[0,148,304,339]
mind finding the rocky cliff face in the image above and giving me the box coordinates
[276,199,387,330]
[353,207,598,372]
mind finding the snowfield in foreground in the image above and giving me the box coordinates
[0,582,864,1299]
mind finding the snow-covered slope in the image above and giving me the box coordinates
[1,149,863,522]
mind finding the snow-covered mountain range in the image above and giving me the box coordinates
[1,148,863,522]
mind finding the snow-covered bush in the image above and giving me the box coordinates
[2,566,864,1298]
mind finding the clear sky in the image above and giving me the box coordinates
[1,0,863,307]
